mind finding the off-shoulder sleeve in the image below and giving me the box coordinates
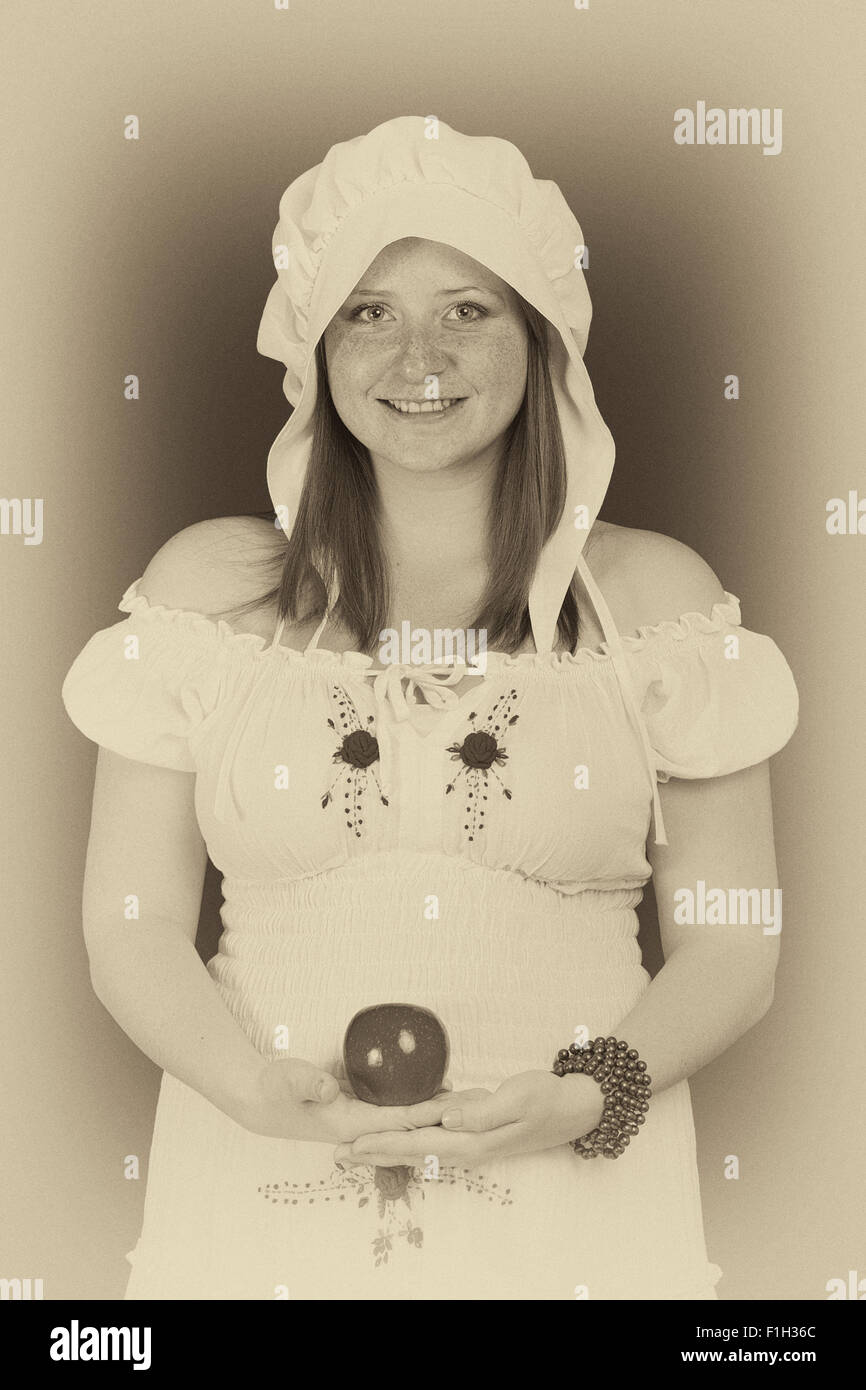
[626,593,799,781]
[61,579,230,771]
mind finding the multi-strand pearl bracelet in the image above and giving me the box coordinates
[552,1036,652,1159]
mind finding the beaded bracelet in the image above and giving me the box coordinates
[552,1036,652,1159]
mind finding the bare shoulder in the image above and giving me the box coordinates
[586,520,727,636]
[137,516,285,632]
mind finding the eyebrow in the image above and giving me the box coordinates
[347,284,505,302]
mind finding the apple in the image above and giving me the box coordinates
[342,1004,450,1201]
[343,1003,450,1106]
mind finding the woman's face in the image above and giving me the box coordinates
[322,238,529,476]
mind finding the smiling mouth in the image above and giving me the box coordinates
[378,397,466,415]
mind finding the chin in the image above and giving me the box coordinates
[375,446,465,473]
[396,453,465,473]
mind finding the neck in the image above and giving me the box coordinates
[372,448,498,586]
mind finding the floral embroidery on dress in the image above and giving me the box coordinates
[445,689,520,841]
[259,1164,514,1268]
[321,684,388,836]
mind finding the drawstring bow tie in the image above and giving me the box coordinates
[368,660,479,720]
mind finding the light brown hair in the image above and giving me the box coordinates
[232,295,583,655]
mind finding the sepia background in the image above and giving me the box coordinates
[2,0,863,1299]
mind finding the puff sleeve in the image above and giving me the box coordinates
[61,580,227,771]
[627,593,799,782]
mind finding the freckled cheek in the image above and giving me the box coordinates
[469,334,528,412]
[323,334,392,404]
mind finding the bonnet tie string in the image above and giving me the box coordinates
[576,554,668,847]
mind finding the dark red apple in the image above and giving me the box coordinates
[343,1003,450,1106]
[342,1004,450,1200]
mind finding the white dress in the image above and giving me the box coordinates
[61,556,799,1299]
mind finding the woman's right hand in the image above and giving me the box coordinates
[232,1056,455,1144]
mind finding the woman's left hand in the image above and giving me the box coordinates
[333,1069,605,1171]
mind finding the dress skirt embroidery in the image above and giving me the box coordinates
[258,1164,514,1268]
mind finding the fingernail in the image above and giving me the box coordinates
[442,1109,462,1129]
[314,1079,326,1099]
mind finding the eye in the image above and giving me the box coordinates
[348,303,394,323]
[446,301,488,323]
[347,300,489,325]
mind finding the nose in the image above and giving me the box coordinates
[395,328,450,384]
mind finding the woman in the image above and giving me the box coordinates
[62,116,798,1299]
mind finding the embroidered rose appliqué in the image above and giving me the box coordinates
[321,685,388,837]
[445,688,520,841]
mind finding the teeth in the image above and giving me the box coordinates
[385,398,460,413]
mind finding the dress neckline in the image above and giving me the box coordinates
[116,570,743,849]
[265,552,667,833]
[117,577,742,670]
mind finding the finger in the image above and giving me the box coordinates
[339,1151,424,1170]
[401,1091,464,1127]
[281,1058,340,1104]
[339,1087,478,1132]
[345,1125,467,1160]
[440,1089,524,1133]
[336,1124,516,1168]
[442,1087,495,1106]
[396,1084,474,1126]
[335,1127,450,1166]
[406,1086,491,1114]
[345,1099,435,1133]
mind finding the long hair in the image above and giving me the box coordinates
[228,294,582,654]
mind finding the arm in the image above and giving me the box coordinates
[333,530,784,1169]
[76,524,453,1142]
[83,744,270,1120]
[606,758,780,1094]
[582,527,780,1093]
[83,746,453,1142]
[77,524,291,1122]
[334,761,781,1170]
